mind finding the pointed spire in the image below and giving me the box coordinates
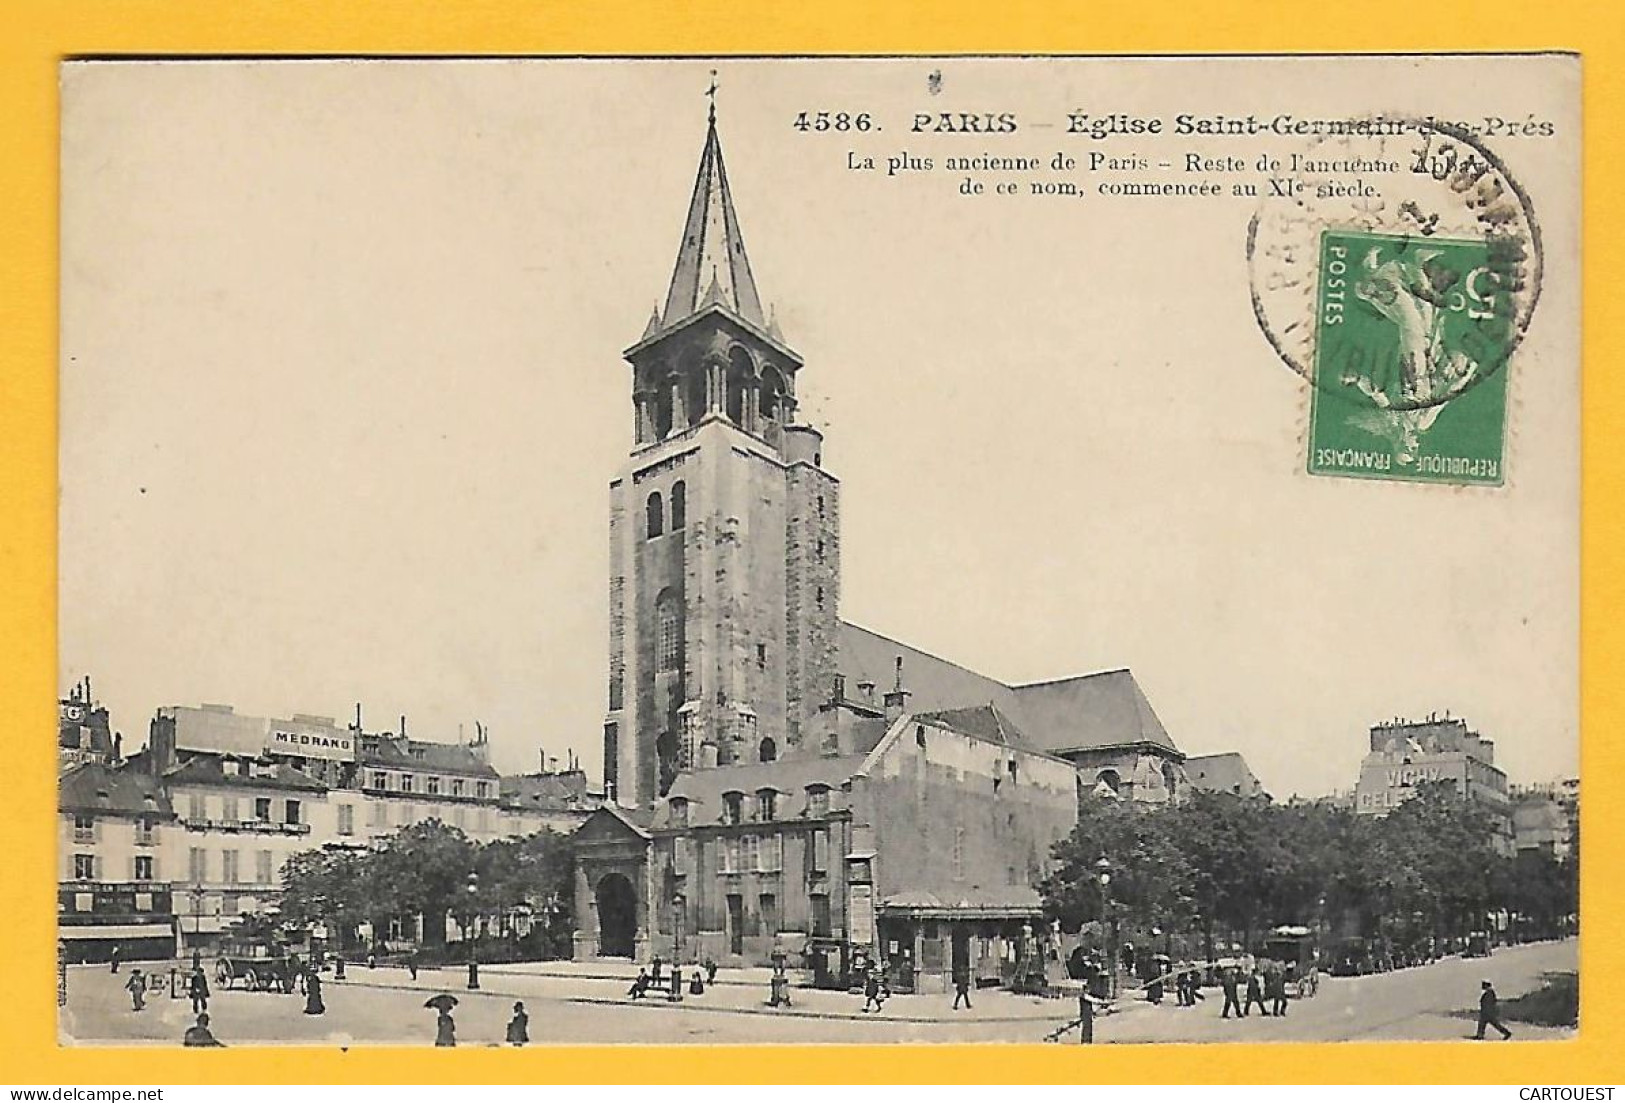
[661,84,766,329]
[642,303,663,340]
[766,304,784,343]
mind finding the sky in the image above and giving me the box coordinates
[59,57,1580,798]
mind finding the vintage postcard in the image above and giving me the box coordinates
[57,55,1578,1048]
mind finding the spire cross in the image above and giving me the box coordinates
[706,70,718,123]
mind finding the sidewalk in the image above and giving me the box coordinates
[335,962,1097,1025]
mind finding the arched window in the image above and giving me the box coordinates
[758,737,777,763]
[670,480,686,530]
[655,590,681,671]
[726,347,753,428]
[1096,769,1122,796]
[653,382,674,440]
[759,366,786,424]
[646,491,664,538]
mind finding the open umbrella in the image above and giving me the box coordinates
[424,993,459,1012]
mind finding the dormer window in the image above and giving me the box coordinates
[757,789,777,822]
[806,785,830,818]
[722,792,743,826]
[670,797,689,828]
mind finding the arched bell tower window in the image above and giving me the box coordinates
[655,589,681,671]
[670,481,686,530]
[646,491,664,539]
[759,366,786,424]
[653,382,674,441]
[725,347,754,429]
[758,737,777,763]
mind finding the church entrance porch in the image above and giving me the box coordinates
[595,873,638,958]
[570,807,654,962]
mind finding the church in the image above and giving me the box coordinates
[571,99,1193,992]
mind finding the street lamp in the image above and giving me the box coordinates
[1094,856,1117,998]
[465,872,480,991]
[189,883,205,965]
[1316,894,1328,965]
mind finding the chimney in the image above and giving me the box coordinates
[400,714,408,739]
[858,680,876,703]
[354,702,363,731]
[112,731,123,763]
[883,656,912,720]
[832,673,847,703]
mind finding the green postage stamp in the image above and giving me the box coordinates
[1307,229,1511,486]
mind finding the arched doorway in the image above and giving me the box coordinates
[596,873,638,958]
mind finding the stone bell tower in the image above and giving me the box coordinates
[602,96,841,808]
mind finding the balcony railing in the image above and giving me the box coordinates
[181,817,310,835]
[72,828,95,843]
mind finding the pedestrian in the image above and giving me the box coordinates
[191,948,202,974]
[1269,962,1288,1017]
[182,1012,224,1047]
[628,966,650,999]
[109,945,121,975]
[1076,990,1095,1044]
[1243,966,1269,1017]
[505,1001,529,1046]
[704,957,718,985]
[689,969,706,996]
[189,964,210,1014]
[125,968,146,1011]
[1476,980,1512,1040]
[651,956,664,984]
[435,1007,457,1047]
[303,965,325,1015]
[408,949,420,981]
[862,964,883,1013]
[952,967,973,1011]
[1219,966,1241,1019]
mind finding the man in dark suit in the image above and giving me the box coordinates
[1220,966,1242,1019]
[1476,980,1513,1039]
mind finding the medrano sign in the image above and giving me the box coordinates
[267,728,354,760]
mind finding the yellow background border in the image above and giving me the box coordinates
[2,0,1618,1085]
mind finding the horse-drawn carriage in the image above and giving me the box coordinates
[213,928,306,993]
[1259,926,1321,998]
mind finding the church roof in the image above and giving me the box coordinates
[1009,670,1181,757]
[660,109,765,332]
[836,621,1181,758]
[1186,752,1265,797]
[914,703,1031,748]
[838,622,1018,715]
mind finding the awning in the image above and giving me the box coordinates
[60,924,174,941]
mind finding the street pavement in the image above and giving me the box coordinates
[59,937,1576,1047]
